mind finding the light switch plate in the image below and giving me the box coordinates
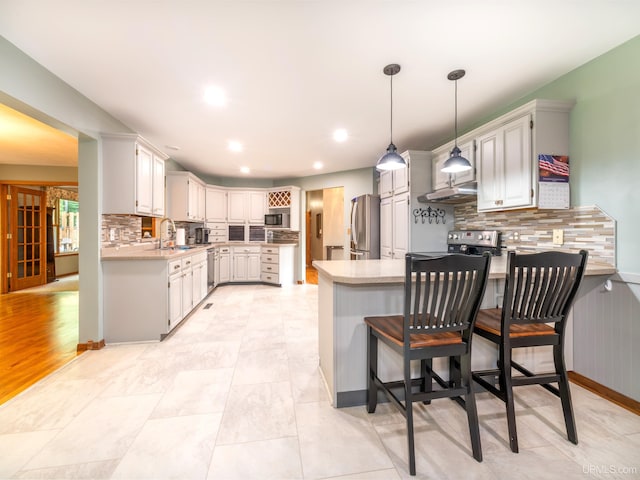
[553,229,564,245]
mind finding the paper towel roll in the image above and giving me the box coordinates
[176,228,186,246]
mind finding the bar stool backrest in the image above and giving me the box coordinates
[502,250,588,330]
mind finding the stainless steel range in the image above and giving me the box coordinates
[447,230,502,256]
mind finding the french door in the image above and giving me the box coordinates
[8,187,46,291]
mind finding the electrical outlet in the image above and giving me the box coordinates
[109,228,116,241]
[552,229,564,245]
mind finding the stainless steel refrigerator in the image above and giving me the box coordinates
[350,194,380,260]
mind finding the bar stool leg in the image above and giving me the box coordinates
[554,344,578,444]
[501,345,519,453]
[367,327,378,414]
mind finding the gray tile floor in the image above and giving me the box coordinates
[1,284,638,479]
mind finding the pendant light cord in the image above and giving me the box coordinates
[454,78,458,148]
[389,73,394,144]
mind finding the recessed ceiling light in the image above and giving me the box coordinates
[313,161,323,170]
[240,166,250,174]
[228,140,243,152]
[204,85,227,107]
[333,128,348,142]
[164,145,181,151]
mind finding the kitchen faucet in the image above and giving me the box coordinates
[159,217,176,249]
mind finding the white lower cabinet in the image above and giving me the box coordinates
[168,259,183,331]
[103,249,211,343]
[180,257,193,319]
[218,248,230,284]
[232,246,261,282]
[191,251,208,306]
[261,244,295,286]
[380,192,409,259]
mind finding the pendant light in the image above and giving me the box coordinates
[442,69,472,173]
[376,64,406,171]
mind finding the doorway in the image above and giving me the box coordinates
[305,187,345,284]
[7,186,46,291]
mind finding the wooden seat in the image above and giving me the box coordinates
[365,252,491,476]
[472,250,588,453]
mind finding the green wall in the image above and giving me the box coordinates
[461,35,640,274]
[523,35,640,274]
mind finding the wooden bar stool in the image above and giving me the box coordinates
[472,250,588,453]
[365,252,491,475]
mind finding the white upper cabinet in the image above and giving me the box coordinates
[475,99,573,212]
[227,191,248,223]
[227,190,266,224]
[166,171,206,222]
[379,153,411,199]
[205,187,227,222]
[379,150,437,256]
[135,144,153,215]
[152,154,165,216]
[431,139,476,191]
[477,114,531,210]
[102,134,168,217]
[266,187,301,231]
[248,191,266,223]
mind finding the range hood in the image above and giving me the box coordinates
[417,183,477,204]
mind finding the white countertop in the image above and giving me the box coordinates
[101,241,297,261]
[312,255,616,285]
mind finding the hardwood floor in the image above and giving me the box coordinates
[306,266,318,285]
[0,278,80,405]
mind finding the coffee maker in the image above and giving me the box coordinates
[195,227,211,244]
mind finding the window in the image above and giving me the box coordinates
[57,199,79,253]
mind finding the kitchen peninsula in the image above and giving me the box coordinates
[313,256,616,408]
[102,241,297,343]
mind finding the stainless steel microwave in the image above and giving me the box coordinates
[264,213,290,228]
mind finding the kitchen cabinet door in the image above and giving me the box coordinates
[247,253,261,281]
[431,140,476,191]
[206,187,227,222]
[232,254,248,282]
[379,170,393,199]
[152,154,165,217]
[227,191,247,223]
[219,252,230,284]
[135,144,154,215]
[181,266,193,319]
[477,114,532,211]
[432,149,451,191]
[392,192,409,259]
[502,115,532,209]
[379,196,392,259]
[192,261,203,305]
[103,134,169,217]
[248,191,266,223]
[166,172,205,222]
[168,272,182,330]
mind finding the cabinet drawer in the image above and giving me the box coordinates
[168,259,182,275]
[233,246,261,254]
[261,246,279,255]
[261,272,279,284]
[208,223,227,233]
[261,262,279,274]
[211,235,227,243]
[262,254,279,264]
[181,256,193,269]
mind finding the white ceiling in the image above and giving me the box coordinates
[1,1,639,179]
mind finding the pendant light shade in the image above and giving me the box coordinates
[442,69,472,174]
[376,64,406,171]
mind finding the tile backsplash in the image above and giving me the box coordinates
[454,201,615,266]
